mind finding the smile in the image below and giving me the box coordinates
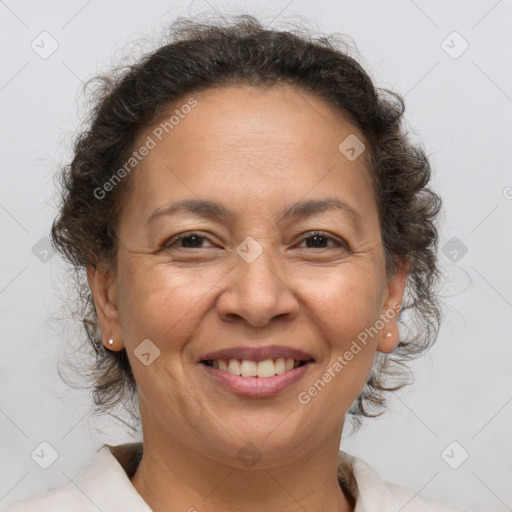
[202,358,308,378]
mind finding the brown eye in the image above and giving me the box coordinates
[297,231,347,249]
[164,232,215,249]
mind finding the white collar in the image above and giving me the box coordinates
[72,443,150,511]
[69,443,461,512]
[73,443,364,510]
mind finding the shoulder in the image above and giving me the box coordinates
[0,483,97,512]
[338,451,472,512]
[378,479,470,511]
[1,443,148,512]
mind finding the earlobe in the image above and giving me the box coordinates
[87,265,124,350]
[376,262,408,354]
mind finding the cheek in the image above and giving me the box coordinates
[117,262,223,346]
[299,266,383,344]
[116,263,222,409]
[297,268,382,398]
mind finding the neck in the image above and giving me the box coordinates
[129,431,354,512]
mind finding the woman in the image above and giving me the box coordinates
[3,15,470,512]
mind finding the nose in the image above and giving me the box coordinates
[216,247,299,327]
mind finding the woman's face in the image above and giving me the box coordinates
[91,84,406,466]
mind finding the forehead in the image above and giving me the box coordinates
[122,84,377,227]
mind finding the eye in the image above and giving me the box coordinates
[164,232,215,249]
[163,231,348,251]
[295,231,347,250]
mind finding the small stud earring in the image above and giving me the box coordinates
[385,332,392,337]
[107,339,114,345]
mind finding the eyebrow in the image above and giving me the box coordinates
[147,197,363,225]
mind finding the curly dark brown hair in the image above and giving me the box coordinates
[51,14,443,433]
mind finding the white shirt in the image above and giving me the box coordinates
[1,443,470,511]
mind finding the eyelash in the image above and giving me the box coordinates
[164,231,348,251]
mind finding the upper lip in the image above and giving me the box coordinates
[200,344,315,363]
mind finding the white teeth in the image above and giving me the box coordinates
[240,360,257,377]
[228,359,241,376]
[274,357,286,375]
[211,357,301,377]
[257,359,275,378]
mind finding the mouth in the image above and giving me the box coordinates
[198,345,315,398]
[199,345,315,377]
[200,357,310,377]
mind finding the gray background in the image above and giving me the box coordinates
[1,0,511,510]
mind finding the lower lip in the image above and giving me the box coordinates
[200,362,313,398]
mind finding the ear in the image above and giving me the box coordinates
[376,261,408,354]
[87,265,124,351]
